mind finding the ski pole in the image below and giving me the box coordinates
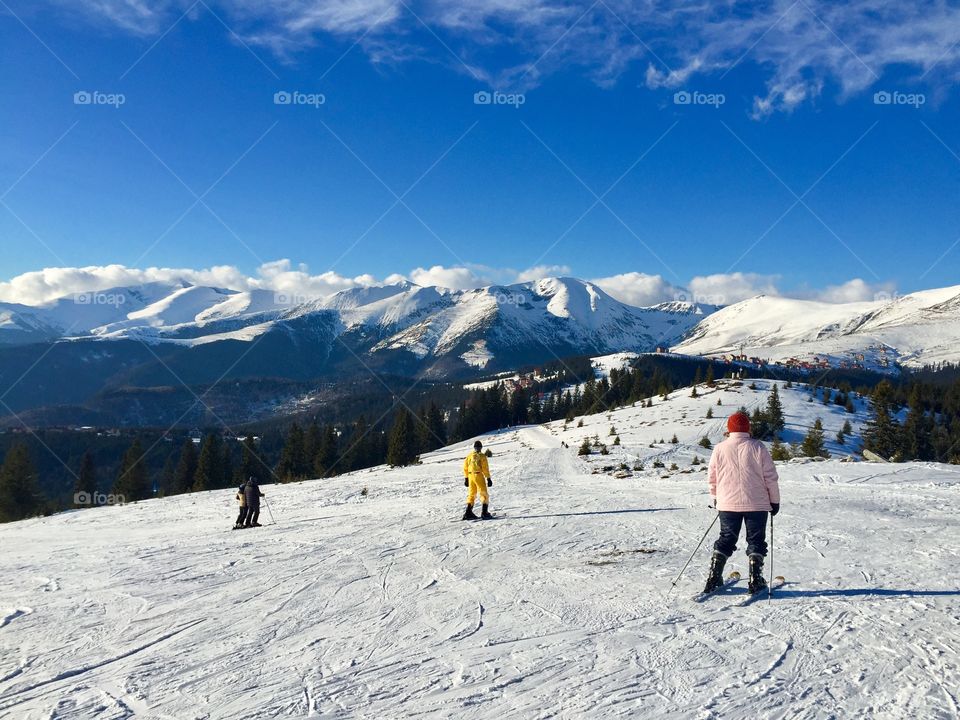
[768,513,774,600]
[669,512,719,594]
[264,496,276,525]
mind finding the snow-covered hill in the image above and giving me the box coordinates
[673,285,960,370]
[1,382,957,718]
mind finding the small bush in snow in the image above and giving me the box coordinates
[670,434,679,444]
[613,436,621,446]
[484,449,493,457]
[698,437,712,448]
[770,438,792,461]
[669,462,679,471]
[652,460,665,469]
[578,439,591,456]
[577,419,584,428]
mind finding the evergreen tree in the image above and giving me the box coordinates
[0,443,41,521]
[509,387,529,426]
[863,380,900,459]
[342,416,372,472]
[193,434,223,491]
[750,407,771,440]
[427,402,447,450]
[277,423,308,481]
[842,419,853,435]
[221,441,235,487]
[705,364,715,387]
[75,451,97,500]
[836,430,846,445]
[171,439,198,495]
[304,421,322,470]
[158,450,176,497]
[113,438,151,502]
[801,418,829,458]
[845,397,855,413]
[315,425,339,477]
[386,407,418,467]
[902,387,934,461]
[770,437,791,461]
[240,435,263,485]
[766,384,785,435]
[706,407,713,419]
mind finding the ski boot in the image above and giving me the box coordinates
[480,504,493,520]
[462,503,478,521]
[748,553,768,594]
[702,551,727,594]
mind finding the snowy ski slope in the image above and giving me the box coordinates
[0,382,958,719]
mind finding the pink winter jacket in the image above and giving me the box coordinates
[708,432,781,512]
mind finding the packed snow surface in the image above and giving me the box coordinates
[1,382,958,718]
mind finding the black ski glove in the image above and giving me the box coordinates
[487,478,493,487]
[464,478,469,487]
[770,503,780,516]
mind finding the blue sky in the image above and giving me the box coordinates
[1,0,959,307]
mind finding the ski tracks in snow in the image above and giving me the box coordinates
[0,417,958,718]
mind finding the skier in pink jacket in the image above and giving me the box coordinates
[703,411,781,594]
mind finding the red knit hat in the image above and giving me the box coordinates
[727,412,751,434]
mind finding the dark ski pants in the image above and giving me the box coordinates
[235,507,249,527]
[714,511,768,558]
[245,508,260,526]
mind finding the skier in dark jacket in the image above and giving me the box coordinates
[242,477,265,528]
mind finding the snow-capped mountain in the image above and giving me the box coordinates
[0,277,712,363]
[673,284,960,370]
[0,277,715,425]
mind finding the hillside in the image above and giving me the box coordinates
[1,382,957,718]
[673,285,960,371]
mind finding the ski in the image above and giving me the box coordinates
[737,575,786,606]
[691,571,741,602]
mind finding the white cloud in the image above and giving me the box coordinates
[407,265,483,290]
[46,1,960,111]
[590,272,681,307]
[688,272,781,306]
[802,278,896,303]
[0,262,899,308]
[515,264,572,283]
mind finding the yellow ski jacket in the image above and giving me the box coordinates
[463,450,491,483]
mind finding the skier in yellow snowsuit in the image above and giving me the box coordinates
[462,440,493,520]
